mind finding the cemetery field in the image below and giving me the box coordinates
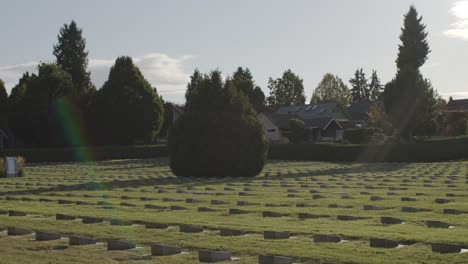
[1,159,468,263]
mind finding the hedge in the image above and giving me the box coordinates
[344,128,384,144]
[0,145,168,163]
[2,136,468,163]
[268,136,468,162]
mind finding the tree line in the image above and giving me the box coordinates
[0,21,164,147]
[0,6,446,150]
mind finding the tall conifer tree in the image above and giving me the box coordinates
[383,6,437,140]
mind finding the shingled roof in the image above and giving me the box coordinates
[262,113,340,130]
[348,101,373,121]
[275,103,344,119]
[446,98,468,112]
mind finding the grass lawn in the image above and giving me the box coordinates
[1,158,468,263]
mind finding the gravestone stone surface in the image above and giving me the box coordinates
[262,211,287,217]
[58,199,74,204]
[144,204,166,210]
[198,250,232,262]
[258,255,293,264]
[229,208,249,215]
[151,244,182,256]
[426,221,451,228]
[299,213,328,219]
[110,219,132,226]
[264,231,289,239]
[435,198,451,204]
[211,200,229,205]
[337,215,364,221]
[69,235,97,245]
[220,228,245,236]
[170,205,188,210]
[443,209,464,215]
[380,217,403,225]
[198,207,217,212]
[56,214,76,220]
[36,231,61,241]
[145,222,169,229]
[7,227,33,236]
[82,216,104,224]
[8,210,26,216]
[401,207,430,213]
[107,239,136,250]
[370,238,399,248]
[313,234,341,243]
[431,243,462,254]
[179,224,204,233]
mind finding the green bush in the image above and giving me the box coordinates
[169,70,268,178]
[288,118,309,143]
[344,128,384,144]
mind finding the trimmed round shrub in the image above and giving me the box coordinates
[169,70,268,178]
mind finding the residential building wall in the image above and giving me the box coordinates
[259,114,282,142]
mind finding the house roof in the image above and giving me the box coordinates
[263,113,295,130]
[446,99,468,111]
[348,101,373,121]
[262,113,340,130]
[276,103,340,119]
[304,117,342,129]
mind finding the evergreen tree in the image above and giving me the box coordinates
[159,98,175,138]
[310,73,352,110]
[226,67,265,112]
[349,68,369,103]
[94,56,164,145]
[369,70,383,101]
[383,6,436,141]
[53,20,94,101]
[11,63,74,147]
[267,69,306,106]
[0,79,8,127]
[8,73,31,105]
[8,73,33,146]
[169,69,268,178]
[185,69,203,102]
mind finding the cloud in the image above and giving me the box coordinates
[0,53,192,102]
[0,62,38,89]
[444,1,468,41]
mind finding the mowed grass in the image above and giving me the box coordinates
[0,158,468,263]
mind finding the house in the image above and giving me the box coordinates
[259,114,286,143]
[260,103,349,142]
[275,103,349,122]
[348,101,374,128]
[444,97,468,113]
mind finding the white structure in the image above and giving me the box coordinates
[259,114,284,142]
[259,114,281,141]
[5,157,17,177]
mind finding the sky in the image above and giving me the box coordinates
[1,0,468,103]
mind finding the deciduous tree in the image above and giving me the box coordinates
[310,73,351,110]
[267,69,306,106]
